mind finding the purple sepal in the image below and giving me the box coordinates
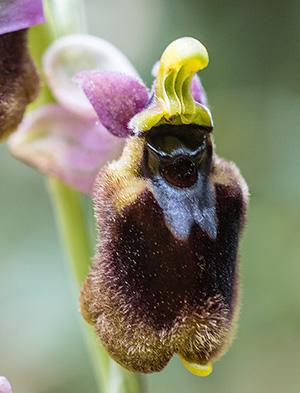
[74,71,149,138]
[0,0,45,35]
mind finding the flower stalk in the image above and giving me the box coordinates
[47,178,145,393]
[47,179,108,388]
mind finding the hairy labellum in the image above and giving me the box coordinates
[80,123,248,373]
[79,37,248,375]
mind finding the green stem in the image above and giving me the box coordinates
[47,178,90,288]
[107,359,146,393]
[47,178,109,391]
[47,178,145,393]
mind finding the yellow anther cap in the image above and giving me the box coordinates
[129,37,213,134]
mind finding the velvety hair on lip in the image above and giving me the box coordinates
[80,125,248,373]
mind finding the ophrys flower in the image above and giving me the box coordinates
[78,37,249,375]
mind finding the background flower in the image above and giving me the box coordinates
[0,0,44,141]
[9,34,146,194]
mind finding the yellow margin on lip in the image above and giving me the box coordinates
[179,355,213,376]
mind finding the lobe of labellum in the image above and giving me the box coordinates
[0,376,13,393]
[179,356,213,377]
[129,37,213,134]
[8,105,125,195]
[74,71,149,138]
[0,0,45,34]
[43,34,140,119]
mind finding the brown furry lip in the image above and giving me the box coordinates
[79,123,248,374]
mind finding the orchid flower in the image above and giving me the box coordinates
[0,0,44,142]
[10,35,248,377]
[78,37,248,376]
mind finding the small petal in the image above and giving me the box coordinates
[0,29,40,142]
[0,377,13,393]
[43,35,140,118]
[9,105,125,195]
[74,71,149,138]
[0,0,44,35]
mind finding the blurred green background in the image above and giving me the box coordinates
[1,0,300,392]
